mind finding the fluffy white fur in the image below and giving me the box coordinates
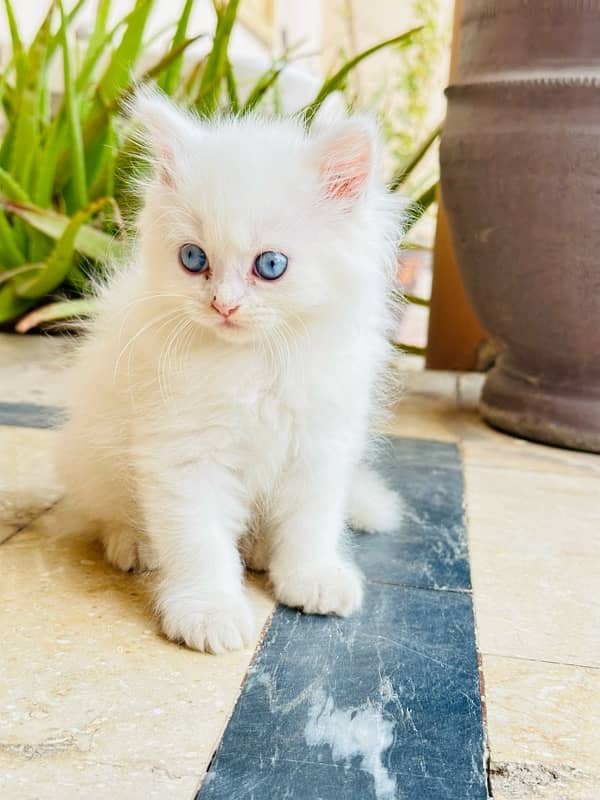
[55,91,404,654]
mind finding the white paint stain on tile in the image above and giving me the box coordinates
[304,690,397,799]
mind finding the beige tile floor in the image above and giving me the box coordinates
[1,336,599,799]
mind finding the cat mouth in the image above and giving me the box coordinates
[210,316,249,339]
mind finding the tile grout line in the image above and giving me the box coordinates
[0,498,62,546]
[457,437,493,800]
[480,650,600,672]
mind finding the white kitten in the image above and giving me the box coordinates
[55,91,404,653]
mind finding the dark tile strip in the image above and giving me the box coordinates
[354,438,471,591]
[0,401,64,429]
[196,438,488,800]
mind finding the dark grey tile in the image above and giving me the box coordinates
[354,438,471,591]
[0,401,64,429]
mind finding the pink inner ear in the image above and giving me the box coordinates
[320,129,373,202]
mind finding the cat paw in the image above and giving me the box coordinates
[159,593,255,654]
[103,529,158,573]
[272,560,364,617]
[348,466,404,534]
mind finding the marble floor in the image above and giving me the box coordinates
[0,334,598,799]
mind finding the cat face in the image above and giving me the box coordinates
[133,91,384,344]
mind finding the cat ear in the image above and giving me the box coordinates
[314,118,378,205]
[128,89,196,187]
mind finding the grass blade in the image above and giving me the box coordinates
[76,15,127,94]
[141,34,205,84]
[0,198,124,262]
[46,0,88,62]
[84,0,112,61]
[392,341,427,356]
[159,0,194,95]
[0,211,25,267]
[0,284,33,323]
[241,60,285,114]
[389,123,442,191]
[98,0,155,104]
[224,57,239,114]
[0,262,44,285]
[15,197,112,298]
[405,180,438,232]
[305,26,423,121]
[9,88,38,190]
[15,297,96,332]
[0,166,30,203]
[3,0,25,92]
[58,0,88,209]
[33,113,68,206]
[196,0,240,116]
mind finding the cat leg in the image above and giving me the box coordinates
[347,463,403,534]
[269,450,363,617]
[136,451,254,653]
[102,524,159,573]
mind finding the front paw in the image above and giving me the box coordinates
[158,591,255,654]
[103,528,158,573]
[271,560,364,617]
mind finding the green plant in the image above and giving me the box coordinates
[0,0,426,332]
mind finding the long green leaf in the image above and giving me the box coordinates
[9,88,37,189]
[196,0,240,116]
[0,166,29,203]
[16,197,111,298]
[98,0,155,104]
[405,180,438,232]
[0,198,124,262]
[0,284,33,323]
[180,55,206,102]
[389,123,441,191]
[0,262,44,285]
[159,0,194,95]
[241,60,286,114]
[76,14,126,94]
[7,2,47,195]
[305,26,423,121]
[392,341,427,356]
[58,0,88,210]
[33,112,68,206]
[84,0,112,63]
[0,211,25,267]
[392,287,429,307]
[15,297,95,332]
[224,57,239,114]
[46,0,87,63]
[25,2,54,93]
[141,34,205,84]
[3,0,25,93]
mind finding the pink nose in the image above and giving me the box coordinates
[211,299,240,318]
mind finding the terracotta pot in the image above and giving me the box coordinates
[440,0,600,452]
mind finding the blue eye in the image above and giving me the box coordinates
[254,251,288,281]
[179,243,208,273]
